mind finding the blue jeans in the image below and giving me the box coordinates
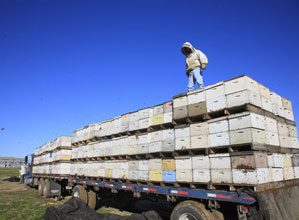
[188,67,203,91]
[21,174,25,184]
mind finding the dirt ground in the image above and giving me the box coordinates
[0,168,131,220]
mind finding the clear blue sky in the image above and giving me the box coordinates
[0,0,298,157]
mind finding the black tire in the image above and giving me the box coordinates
[43,179,51,198]
[143,210,163,220]
[211,209,224,220]
[38,179,45,196]
[72,185,88,205]
[170,200,212,220]
[87,190,97,209]
[33,178,39,187]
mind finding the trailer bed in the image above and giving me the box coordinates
[70,177,256,205]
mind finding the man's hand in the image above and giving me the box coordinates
[201,63,207,70]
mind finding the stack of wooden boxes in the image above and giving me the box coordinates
[32,136,72,175]
[175,157,192,182]
[32,75,299,187]
[175,126,190,150]
[137,134,149,154]
[169,75,299,184]
[151,104,164,126]
[206,82,226,113]
[192,156,210,182]
[149,159,162,182]
[138,108,152,130]
[228,112,265,146]
[162,159,176,182]
[188,89,206,118]
[151,102,173,126]
[231,152,269,184]
[190,122,209,149]
[173,95,188,121]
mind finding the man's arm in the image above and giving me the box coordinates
[185,62,190,76]
[196,50,208,69]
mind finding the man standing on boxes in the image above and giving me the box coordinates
[181,42,208,92]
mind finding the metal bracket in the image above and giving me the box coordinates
[208,200,220,209]
[111,188,118,194]
[133,191,141,198]
[94,186,100,191]
[167,195,176,202]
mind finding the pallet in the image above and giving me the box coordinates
[34,146,72,157]
[71,140,88,147]
[174,148,208,156]
[280,148,299,154]
[70,143,299,163]
[174,144,286,156]
[276,116,296,126]
[71,176,299,194]
[173,103,292,127]
[148,122,173,131]
[126,154,148,160]
[146,151,174,159]
[86,137,99,143]
[52,146,72,152]
[33,159,72,166]
[174,107,233,125]
[71,176,260,192]
[32,174,69,180]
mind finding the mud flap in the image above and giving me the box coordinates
[50,180,61,197]
[256,183,299,220]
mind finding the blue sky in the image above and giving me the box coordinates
[0,0,298,157]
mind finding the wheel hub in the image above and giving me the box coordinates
[73,191,80,199]
[179,213,198,220]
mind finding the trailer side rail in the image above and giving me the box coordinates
[72,178,256,205]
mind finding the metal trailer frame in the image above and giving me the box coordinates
[71,178,256,205]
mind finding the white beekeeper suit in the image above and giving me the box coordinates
[181,42,208,91]
[20,164,27,175]
[20,163,28,184]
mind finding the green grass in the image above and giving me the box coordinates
[0,168,20,179]
[0,168,131,220]
[0,168,52,219]
[0,182,54,220]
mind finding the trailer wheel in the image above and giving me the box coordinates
[43,179,51,198]
[87,190,97,209]
[72,185,88,205]
[211,209,224,220]
[38,179,45,196]
[170,200,212,220]
[33,178,39,187]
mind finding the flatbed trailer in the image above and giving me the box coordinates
[31,172,299,219]
[31,173,260,219]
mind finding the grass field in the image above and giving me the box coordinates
[0,181,55,220]
[0,168,44,219]
[0,168,131,220]
[0,168,20,179]
[0,168,52,219]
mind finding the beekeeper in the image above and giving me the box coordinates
[181,42,208,92]
[20,163,28,184]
